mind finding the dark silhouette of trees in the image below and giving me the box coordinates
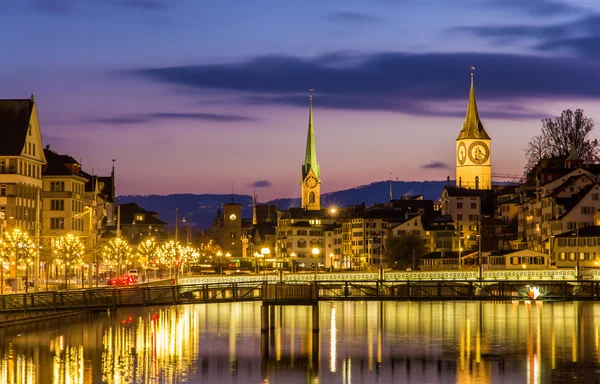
[524,109,598,172]
[385,234,425,270]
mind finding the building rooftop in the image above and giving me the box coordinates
[0,99,34,156]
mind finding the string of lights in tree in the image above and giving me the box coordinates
[55,234,85,268]
[137,238,159,269]
[102,237,133,267]
[3,229,36,267]
[158,241,200,268]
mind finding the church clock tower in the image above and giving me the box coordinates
[456,68,491,190]
[301,90,321,210]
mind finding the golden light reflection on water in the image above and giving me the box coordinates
[3,301,600,382]
[101,308,199,383]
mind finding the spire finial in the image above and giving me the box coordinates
[470,66,475,87]
[310,88,314,100]
[389,172,393,202]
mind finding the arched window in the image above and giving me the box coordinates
[309,192,315,203]
[475,176,479,190]
[459,177,462,188]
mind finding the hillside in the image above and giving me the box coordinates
[118,180,450,230]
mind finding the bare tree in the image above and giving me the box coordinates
[525,109,599,172]
[523,134,548,173]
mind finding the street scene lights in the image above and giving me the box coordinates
[312,247,320,281]
[225,252,231,273]
[329,252,335,272]
[261,247,270,280]
[216,251,222,274]
[55,234,85,290]
[137,238,157,283]
[290,252,296,273]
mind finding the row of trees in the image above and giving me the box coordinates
[1,231,206,290]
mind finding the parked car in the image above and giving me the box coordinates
[108,275,136,286]
[128,269,139,278]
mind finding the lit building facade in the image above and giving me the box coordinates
[0,97,46,234]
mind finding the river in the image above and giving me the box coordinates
[0,300,599,383]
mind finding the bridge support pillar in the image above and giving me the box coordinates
[269,305,275,330]
[261,304,269,333]
[261,327,269,359]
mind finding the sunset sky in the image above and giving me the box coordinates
[3,0,600,201]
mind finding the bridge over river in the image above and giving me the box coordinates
[1,268,600,315]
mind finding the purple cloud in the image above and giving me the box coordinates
[249,180,272,188]
[83,111,257,126]
[325,11,385,24]
[421,161,451,169]
[128,50,595,119]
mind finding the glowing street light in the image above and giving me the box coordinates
[216,251,223,274]
[312,247,320,281]
[261,247,270,281]
[290,252,296,273]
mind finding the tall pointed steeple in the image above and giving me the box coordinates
[300,89,321,210]
[455,66,492,190]
[457,67,490,140]
[302,90,320,181]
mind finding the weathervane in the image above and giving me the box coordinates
[470,65,475,87]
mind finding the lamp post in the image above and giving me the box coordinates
[261,247,270,281]
[574,226,581,280]
[329,252,335,273]
[477,217,483,280]
[225,252,231,274]
[312,247,320,281]
[290,252,296,273]
[254,252,260,274]
[216,251,222,274]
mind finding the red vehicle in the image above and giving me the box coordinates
[108,275,137,286]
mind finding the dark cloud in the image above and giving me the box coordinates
[486,0,585,16]
[30,0,71,14]
[28,0,168,14]
[421,161,451,170]
[128,51,600,119]
[325,11,384,24]
[537,36,600,59]
[111,0,168,10]
[84,112,257,126]
[452,14,600,58]
[249,180,272,188]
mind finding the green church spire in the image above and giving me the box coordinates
[457,66,490,140]
[302,89,320,180]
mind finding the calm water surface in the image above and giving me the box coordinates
[1,300,600,383]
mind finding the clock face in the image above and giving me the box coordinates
[229,214,237,221]
[306,176,318,188]
[468,141,490,164]
[457,142,467,165]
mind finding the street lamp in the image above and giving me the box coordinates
[225,252,231,274]
[261,247,270,281]
[290,252,296,273]
[216,251,222,274]
[573,226,581,280]
[312,247,320,281]
[329,252,335,272]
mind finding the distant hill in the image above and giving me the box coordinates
[118,180,450,230]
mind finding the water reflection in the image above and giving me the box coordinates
[1,301,600,383]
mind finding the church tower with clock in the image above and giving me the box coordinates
[456,69,491,190]
[301,91,321,210]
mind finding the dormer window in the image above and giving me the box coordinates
[135,214,144,222]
